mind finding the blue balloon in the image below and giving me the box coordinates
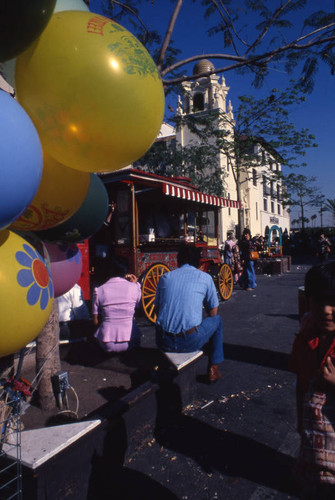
[54,0,89,12]
[0,91,43,230]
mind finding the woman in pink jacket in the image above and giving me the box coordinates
[92,259,142,353]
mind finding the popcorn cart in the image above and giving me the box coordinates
[90,168,240,322]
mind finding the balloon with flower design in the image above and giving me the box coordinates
[45,242,83,298]
[0,230,54,357]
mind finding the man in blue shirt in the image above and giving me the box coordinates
[155,245,224,383]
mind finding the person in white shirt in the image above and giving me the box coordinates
[57,284,90,339]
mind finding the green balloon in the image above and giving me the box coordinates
[36,174,109,243]
[0,0,57,62]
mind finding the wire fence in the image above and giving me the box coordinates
[0,391,22,500]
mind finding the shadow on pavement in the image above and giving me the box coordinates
[265,313,300,321]
[87,417,178,500]
[223,342,291,371]
[154,381,298,497]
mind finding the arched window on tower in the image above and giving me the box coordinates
[193,93,204,112]
[184,96,190,114]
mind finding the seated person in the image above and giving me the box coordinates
[154,244,224,383]
[57,283,90,339]
[92,258,142,353]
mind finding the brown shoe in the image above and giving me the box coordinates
[208,364,222,383]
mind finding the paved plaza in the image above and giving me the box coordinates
[115,261,313,500]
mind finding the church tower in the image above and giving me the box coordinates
[175,59,239,241]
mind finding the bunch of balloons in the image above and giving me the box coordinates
[0,0,165,357]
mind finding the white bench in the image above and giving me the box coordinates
[163,350,203,371]
[3,419,101,469]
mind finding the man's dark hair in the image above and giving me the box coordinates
[242,228,251,237]
[305,261,335,298]
[177,244,201,268]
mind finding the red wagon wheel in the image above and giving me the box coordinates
[218,263,233,301]
[141,263,170,323]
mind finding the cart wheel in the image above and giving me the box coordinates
[218,263,233,301]
[141,263,170,323]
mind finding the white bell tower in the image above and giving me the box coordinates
[175,60,238,241]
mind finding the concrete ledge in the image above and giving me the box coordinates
[1,350,207,499]
[163,351,203,370]
[4,419,101,469]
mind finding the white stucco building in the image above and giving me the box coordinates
[159,59,290,241]
[240,144,290,239]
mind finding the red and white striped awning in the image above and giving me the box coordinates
[162,182,241,209]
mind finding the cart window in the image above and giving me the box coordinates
[115,190,130,245]
[201,210,217,246]
[186,212,195,241]
[179,213,185,239]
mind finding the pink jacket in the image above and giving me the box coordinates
[92,277,141,343]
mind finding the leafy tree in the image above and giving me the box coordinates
[135,111,228,195]
[324,198,335,224]
[99,1,335,92]
[283,173,321,231]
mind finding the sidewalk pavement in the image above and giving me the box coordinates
[115,262,311,500]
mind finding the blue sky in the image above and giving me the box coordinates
[90,0,335,226]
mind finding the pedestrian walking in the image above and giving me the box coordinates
[232,243,242,284]
[223,232,236,268]
[316,232,331,262]
[238,228,257,291]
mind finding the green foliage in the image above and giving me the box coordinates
[324,199,335,222]
[134,118,226,196]
[99,1,335,91]
[282,173,321,230]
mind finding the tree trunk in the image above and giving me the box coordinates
[300,199,305,232]
[35,300,61,410]
[236,161,244,238]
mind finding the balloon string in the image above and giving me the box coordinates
[30,342,59,394]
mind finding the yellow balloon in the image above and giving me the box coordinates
[10,153,90,231]
[0,230,54,357]
[15,12,165,173]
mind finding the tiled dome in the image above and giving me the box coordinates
[193,59,215,76]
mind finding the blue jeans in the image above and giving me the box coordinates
[239,260,257,289]
[156,315,224,365]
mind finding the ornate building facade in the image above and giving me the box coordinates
[172,59,290,241]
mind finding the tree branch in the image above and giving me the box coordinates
[215,0,250,49]
[106,0,149,36]
[161,52,246,78]
[209,0,242,55]
[157,0,184,71]
[162,31,335,84]
[244,0,292,56]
